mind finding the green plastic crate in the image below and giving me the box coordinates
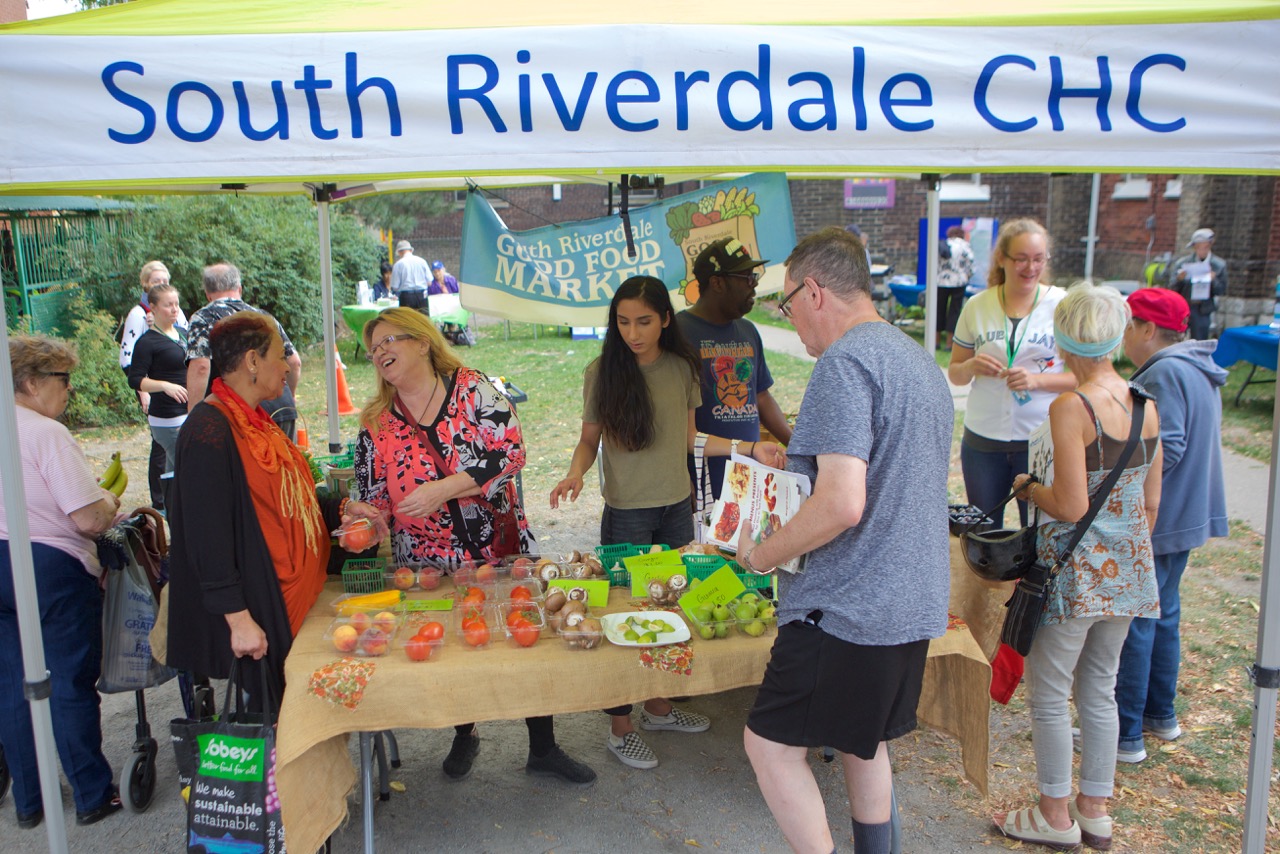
[341,557,388,594]
[595,543,671,587]
[681,554,728,575]
[726,560,774,591]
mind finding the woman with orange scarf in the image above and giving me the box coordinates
[167,312,382,706]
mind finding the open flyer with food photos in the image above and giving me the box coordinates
[704,454,811,574]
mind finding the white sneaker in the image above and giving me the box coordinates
[1116,743,1148,764]
[1144,721,1182,742]
[607,732,658,769]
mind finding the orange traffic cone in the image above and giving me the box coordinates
[334,360,358,416]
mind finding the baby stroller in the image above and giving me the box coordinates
[96,507,185,813]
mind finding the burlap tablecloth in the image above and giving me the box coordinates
[277,542,1007,854]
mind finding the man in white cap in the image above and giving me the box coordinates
[1166,228,1228,339]
[390,239,431,311]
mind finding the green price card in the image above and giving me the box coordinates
[546,578,609,607]
[402,598,452,612]
[678,565,746,619]
[625,550,686,597]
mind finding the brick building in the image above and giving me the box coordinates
[0,0,27,24]
[410,173,1277,332]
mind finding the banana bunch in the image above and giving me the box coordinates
[98,451,128,497]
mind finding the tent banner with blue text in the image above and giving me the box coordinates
[457,174,795,325]
[2,21,1280,192]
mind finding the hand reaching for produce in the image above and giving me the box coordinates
[549,475,583,509]
[751,441,786,470]
[342,501,389,540]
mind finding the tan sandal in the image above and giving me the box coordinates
[994,804,1082,851]
[1069,801,1113,850]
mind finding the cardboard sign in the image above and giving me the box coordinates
[624,550,686,597]
[678,565,746,620]
[546,578,609,607]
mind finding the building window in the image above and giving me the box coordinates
[1111,174,1152,200]
[939,174,991,202]
[453,190,507,209]
[1163,178,1182,199]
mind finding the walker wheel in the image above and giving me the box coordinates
[122,750,156,813]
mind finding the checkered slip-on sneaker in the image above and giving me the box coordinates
[607,732,658,769]
[638,707,711,733]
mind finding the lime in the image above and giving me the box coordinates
[640,631,658,643]
[624,629,640,642]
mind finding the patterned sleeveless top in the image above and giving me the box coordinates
[1030,391,1161,625]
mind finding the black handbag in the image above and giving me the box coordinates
[959,487,1041,582]
[1000,384,1149,656]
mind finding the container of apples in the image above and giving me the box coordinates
[325,610,400,657]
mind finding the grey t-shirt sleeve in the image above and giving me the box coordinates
[788,351,872,462]
[582,360,600,423]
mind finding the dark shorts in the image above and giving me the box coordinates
[746,619,929,760]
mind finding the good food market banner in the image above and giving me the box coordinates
[457,174,795,325]
[2,20,1279,191]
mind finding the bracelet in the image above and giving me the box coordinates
[740,546,757,573]
[749,441,756,456]
[730,439,741,458]
[339,497,352,516]
[1026,483,1038,505]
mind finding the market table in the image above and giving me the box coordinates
[1212,324,1278,405]
[342,295,472,353]
[276,541,1006,854]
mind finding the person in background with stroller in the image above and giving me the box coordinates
[0,334,124,829]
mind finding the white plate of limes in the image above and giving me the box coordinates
[600,611,691,647]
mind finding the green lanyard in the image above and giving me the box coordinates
[1000,285,1042,368]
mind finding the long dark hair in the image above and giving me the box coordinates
[594,276,700,452]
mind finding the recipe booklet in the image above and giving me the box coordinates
[703,454,811,574]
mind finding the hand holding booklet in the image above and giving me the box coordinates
[704,454,811,574]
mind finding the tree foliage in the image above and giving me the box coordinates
[71,195,384,347]
[342,191,454,239]
[61,296,141,429]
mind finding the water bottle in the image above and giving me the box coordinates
[1271,274,1280,331]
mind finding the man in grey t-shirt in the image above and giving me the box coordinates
[736,227,953,854]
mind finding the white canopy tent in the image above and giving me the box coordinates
[2,1,1279,851]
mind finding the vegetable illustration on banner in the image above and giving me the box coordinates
[458,173,794,326]
[667,186,762,306]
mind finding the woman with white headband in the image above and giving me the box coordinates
[994,283,1162,852]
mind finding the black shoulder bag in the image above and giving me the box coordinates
[1000,385,1149,656]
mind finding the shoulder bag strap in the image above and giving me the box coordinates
[692,432,709,542]
[1051,384,1147,567]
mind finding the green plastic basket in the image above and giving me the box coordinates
[681,554,728,575]
[726,560,774,591]
[595,543,672,587]
[341,557,388,594]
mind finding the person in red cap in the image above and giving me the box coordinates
[1115,287,1228,764]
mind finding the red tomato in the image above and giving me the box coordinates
[507,610,528,629]
[510,620,540,648]
[416,621,445,642]
[339,522,376,551]
[462,587,486,605]
[463,621,490,647]
[509,586,533,602]
[404,635,433,662]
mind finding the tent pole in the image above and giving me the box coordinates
[316,186,341,453]
[923,174,940,353]
[1242,379,1280,854]
[0,304,69,853]
[1084,173,1101,281]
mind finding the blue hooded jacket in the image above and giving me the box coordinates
[1131,339,1229,554]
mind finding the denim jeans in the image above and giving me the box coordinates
[960,440,1029,528]
[0,542,115,815]
[1025,615,1133,798]
[1115,550,1189,743]
[600,499,694,550]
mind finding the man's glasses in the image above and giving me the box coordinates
[725,271,761,285]
[776,278,824,318]
[45,371,71,387]
[365,333,413,361]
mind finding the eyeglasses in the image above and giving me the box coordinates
[1008,254,1051,268]
[365,333,413,361]
[777,278,824,318]
[45,371,71,387]
[725,271,761,285]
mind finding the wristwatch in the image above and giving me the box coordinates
[730,439,741,458]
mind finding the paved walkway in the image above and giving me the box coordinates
[754,320,1273,534]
